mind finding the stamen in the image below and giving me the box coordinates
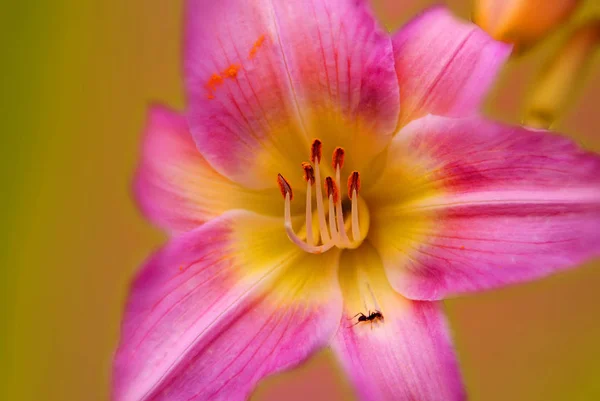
[278,141,369,253]
[348,171,361,242]
[302,163,315,246]
[311,139,331,244]
[279,173,334,254]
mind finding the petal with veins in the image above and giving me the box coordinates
[113,211,342,401]
[134,106,285,234]
[331,243,465,401]
[185,0,400,190]
[392,7,511,126]
[369,115,600,300]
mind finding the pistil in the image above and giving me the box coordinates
[325,176,341,245]
[311,140,331,244]
[348,171,361,242]
[333,147,350,246]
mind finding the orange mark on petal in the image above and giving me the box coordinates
[223,64,241,79]
[205,73,224,100]
[249,34,267,59]
[207,73,224,90]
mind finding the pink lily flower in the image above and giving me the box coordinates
[113,2,600,401]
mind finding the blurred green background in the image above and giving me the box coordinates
[1,1,599,400]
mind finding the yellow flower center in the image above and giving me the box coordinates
[277,139,370,254]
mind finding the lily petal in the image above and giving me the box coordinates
[134,106,287,234]
[113,211,342,401]
[331,244,465,401]
[392,7,511,126]
[185,0,400,190]
[369,115,600,300]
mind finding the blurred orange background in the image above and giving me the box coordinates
[2,1,599,400]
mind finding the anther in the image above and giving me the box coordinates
[324,177,339,204]
[311,139,322,164]
[348,171,361,199]
[277,173,293,200]
[332,147,345,169]
[302,162,315,184]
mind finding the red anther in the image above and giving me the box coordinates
[332,147,345,169]
[325,176,339,203]
[347,171,361,199]
[311,139,323,163]
[301,162,315,184]
[277,174,293,200]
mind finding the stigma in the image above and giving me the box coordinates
[277,140,369,254]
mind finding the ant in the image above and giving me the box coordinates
[349,310,384,329]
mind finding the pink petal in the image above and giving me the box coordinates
[113,211,342,401]
[134,106,281,234]
[185,0,399,190]
[331,245,464,401]
[392,7,511,126]
[369,115,600,300]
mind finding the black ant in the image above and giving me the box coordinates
[349,310,384,329]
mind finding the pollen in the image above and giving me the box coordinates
[311,139,322,163]
[206,73,224,90]
[325,177,339,203]
[347,171,361,199]
[302,162,315,184]
[223,64,241,79]
[249,34,267,59]
[332,147,345,169]
[277,173,293,200]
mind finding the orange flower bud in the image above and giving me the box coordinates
[474,0,581,50]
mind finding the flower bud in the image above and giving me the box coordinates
[474,0,581,50]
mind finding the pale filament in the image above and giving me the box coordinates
[277,141,362,254]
